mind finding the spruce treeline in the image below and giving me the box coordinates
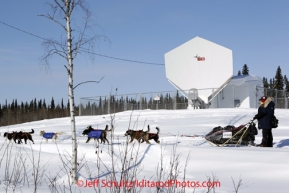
[238,64,289,108]
[0,97,74,127]
[0,92,188,127]
[80,91,188,116]
[239,64,289,92]
[263,66,289,92]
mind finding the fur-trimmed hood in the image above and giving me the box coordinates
[262,97,274,108]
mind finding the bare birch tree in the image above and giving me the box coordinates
[40,0,107,183]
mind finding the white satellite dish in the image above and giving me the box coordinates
[165,36,233,104]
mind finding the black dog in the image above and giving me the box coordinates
[82,125,111,144]
[4,131,21,144]
[13,129,35,144]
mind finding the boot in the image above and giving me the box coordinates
[257,143,266,147]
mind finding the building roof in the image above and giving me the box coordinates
[229,75,263,86]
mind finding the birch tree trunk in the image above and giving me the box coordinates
[40,0,108,184]
[65,1,78,183]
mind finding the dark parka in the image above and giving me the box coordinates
[253,97,275,129]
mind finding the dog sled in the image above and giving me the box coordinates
[204,121,258,147]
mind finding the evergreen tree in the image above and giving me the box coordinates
[29,100,34,110]
[111,95,115,104]
[237,70,241,75]
[38,99,42,109]
[86,101,91,109]
[56,104,61,110]
[160,94,164,104]
[144,98,147,105]
[269,78,275,89]
[263,77,269,88]
[25,102,29,113]
[242,64,249,75]
[61,98,64,109]
[284,75,289,92]
[274,66,284,90]
[98,97,102,108]
[176,90,181,103]
[67,99,70,110]
[11,99,15,111]
[43,99,47,109]
[15,99,18,111]
[20,102,25,122]
[34,98,37,110]
[50,97,55,110]
[0,104,3,119]
[21,102,24,111]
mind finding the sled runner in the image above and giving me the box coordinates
[205,121,258,147]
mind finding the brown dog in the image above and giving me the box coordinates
[142,125,160,144]
[124,126,150,144]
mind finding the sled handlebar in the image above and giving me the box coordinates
[249,119,258,124]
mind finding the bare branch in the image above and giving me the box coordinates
[231,176,243,193]
[54,0,66,13]
[73,76,105,90]
[64,65,69,74]
[38,1,67,31]
[38,13,67,30]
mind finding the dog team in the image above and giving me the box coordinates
[2,125,161,145]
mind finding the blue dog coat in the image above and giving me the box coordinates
[43,133,55,139]
[88,130,103,139]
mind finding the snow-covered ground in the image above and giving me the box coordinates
[0,108,288,193]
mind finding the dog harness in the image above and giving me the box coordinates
[88,130,103,139]
[43,133,55,139]
[9,133,14,138]
[148,133,157,138]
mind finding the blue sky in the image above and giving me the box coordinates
[1,0,289,106]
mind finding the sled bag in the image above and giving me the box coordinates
[271,115,279,128]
